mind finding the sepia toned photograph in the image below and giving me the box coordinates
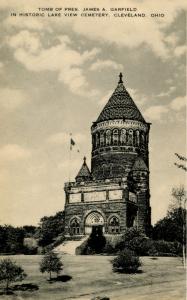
[0,1,186,299]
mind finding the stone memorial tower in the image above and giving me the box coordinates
[64,73,151,237]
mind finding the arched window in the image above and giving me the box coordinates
[108,216,120,234]
[120,129,126,144]
[106,130,111,146]
[135,130,140,146]
[70,218,80,235]
[113,129,119,145]
[128,129,133,146]
[100,131,104,147]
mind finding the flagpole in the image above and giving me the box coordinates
[69,134,81,183]
[69,133,72,183]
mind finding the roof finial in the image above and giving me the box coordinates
[83,156,86,165]
[119,72,123,84]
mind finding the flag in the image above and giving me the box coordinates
[70,138,75,150]
[70,134,80,152]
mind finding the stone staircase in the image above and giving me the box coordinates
[54,236,88,255]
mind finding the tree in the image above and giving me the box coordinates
[40,251,63,280]
[37,211,65,247]
[153,207,186,244]
[171,186,186,267]
[23,225,37,237]
[5,226,25,253]
[0,259,26,294]
[0,225,25,254]
[0,226,6,253]
[154,186,187,265]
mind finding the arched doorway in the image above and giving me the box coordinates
[84,211,105,235]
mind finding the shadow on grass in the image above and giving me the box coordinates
[0,283,39,295]
[13,283,39,291]
[48,275,72,284]
[0,290,14,295]
[149,257,158,260]
[113,269,143,274]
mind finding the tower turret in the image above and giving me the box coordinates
[76,157,92,183]
[91,73,150,180]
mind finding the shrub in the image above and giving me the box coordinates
[128,236,155,256]
[153,240,182,256]
[147,246,159,257]
[80,228,106,255]
[115,227,145,252]
[40,235,65,254]
[87,230,106,254]
[112,249,141,273]
[102,241,116,255]
[122,227,145,242]
[76,239,89,255]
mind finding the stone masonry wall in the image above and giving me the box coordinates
[91,152,138,179]
[64,201,127,235]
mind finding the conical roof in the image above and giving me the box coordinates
[132,157,148,171]
[76,157,92,182]
[97,73,145,123]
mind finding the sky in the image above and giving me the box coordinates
[0,0,186,227]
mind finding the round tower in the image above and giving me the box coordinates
[91,73,150,181]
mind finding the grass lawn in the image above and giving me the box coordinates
[0,255,185,300]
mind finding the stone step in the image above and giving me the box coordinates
[54,236,87,255]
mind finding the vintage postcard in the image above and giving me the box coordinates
[0,1,186,299]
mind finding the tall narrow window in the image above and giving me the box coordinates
[128,129,133,146]
[102,164,106,177]
[109,163,113,176]
[120,129,126,144]
[108,217,120,233]
[96,132,100,147]
[106,129,111,146]
[70,218,80,235]
[113,129,119,145]
[100,131,104,146]
[141,132,145,146]
[136,130,140,146]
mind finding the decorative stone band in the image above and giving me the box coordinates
[91,119,149,151]
[91,119,148,133]
[92,146,148,157]
[68,189,123,203]
[64,179,128,189]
